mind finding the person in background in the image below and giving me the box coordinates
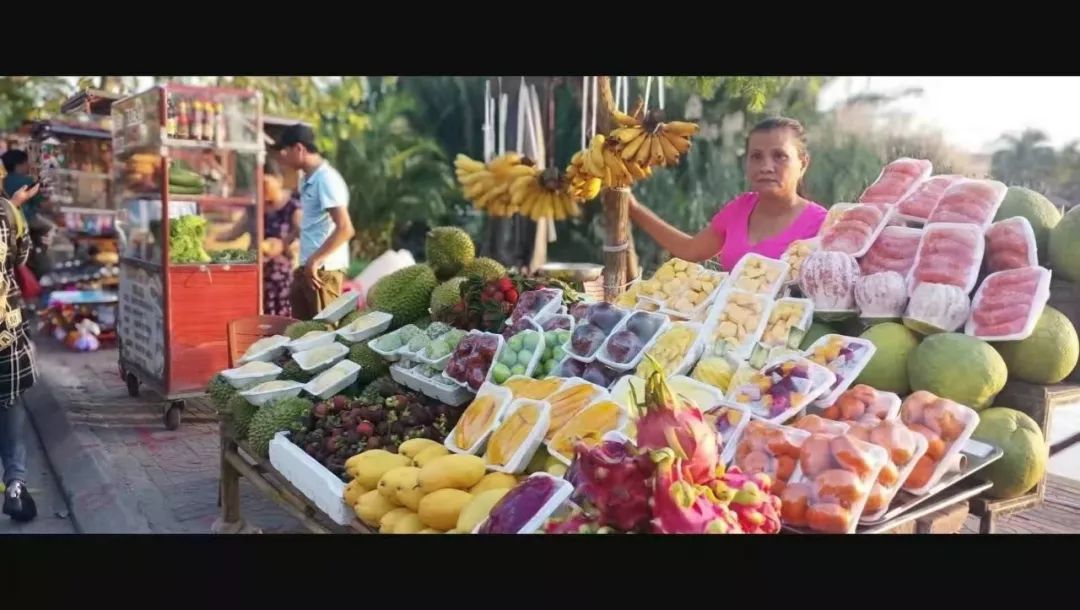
[628,117,827,269]
[0,182,41,523]
[216,159,301,316]
[1,150,56,283]
[272,124,354,320]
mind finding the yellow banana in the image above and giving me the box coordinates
[621,132,648,162]
[658,133,680,165]
[635,134,654,166]
[611,126,644,144]
[663,121,699,137]
[460,171,492,186]
[663,131,691,154]
[613,111,641,127]
[454,154,487,172]
[625,160,647,180]
[589,142,607,176]
[650,136,665,165]
[507,165,537,178]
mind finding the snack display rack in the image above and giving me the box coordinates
[113,83,264,429]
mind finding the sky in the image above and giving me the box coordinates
[818,77,1080,154]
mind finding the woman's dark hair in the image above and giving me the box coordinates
[745,116,810,198]
[263,158,282,178]
[2,149,29,173]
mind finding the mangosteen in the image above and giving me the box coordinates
[304,443,319,456]
[349,401,365,411]
[421,425,441,440]
[367,436,382,450]
[344,431,359,444]
[389,421,406,436]
[349,407,364,420]
[313,403,328,418]
[414,409,436,426]
[399,411,419,427]
[367,408,387,424]
[324,437,338,452]
[332,395,349,411]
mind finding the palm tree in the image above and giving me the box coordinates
[992,128,1057,191]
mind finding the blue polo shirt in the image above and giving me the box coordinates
[299,162,350,271]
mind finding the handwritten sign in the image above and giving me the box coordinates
[119,263,165,382]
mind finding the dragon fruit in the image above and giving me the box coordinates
[650,448,741,534]
[569,439,655,532]
[543,507,608,534]
[707,466,783,534]
[633,359,720,485]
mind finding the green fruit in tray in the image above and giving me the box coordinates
[511,364,526,376]
[377,333,404,352]
[426,340,452,360]
[408,334,432,352]
[508,334,524,352]
[492,363,512,384]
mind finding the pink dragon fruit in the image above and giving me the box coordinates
[650,448,741,534]
[570,439,655,532]
[707,466,783,534]
[633,360,720,485]
[544,507,606,534]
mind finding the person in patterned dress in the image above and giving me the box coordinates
[0,182,40,522]
[216,160,300,317]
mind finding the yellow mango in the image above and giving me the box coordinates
[344,449,394,476]
[454,396,498,449]
[352,452,413,489]
[418,528,443,534]
[378,466,420,500]
[413,445,451,468]
[379,507,415,533]
[398,438,443,460]
[418,454,487,494]
[342,479,369,506]
[397,485,426,512]
[355,490,400,527]
[456,488,510,533]
[391,513,426,534]
[548,400,622,458]
[469,472,519,495]
[418,489,473,531]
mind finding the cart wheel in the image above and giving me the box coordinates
[165,401,184,431]
[125,373,140,398]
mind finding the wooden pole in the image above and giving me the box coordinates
[595,77,637,301]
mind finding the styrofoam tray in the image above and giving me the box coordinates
[442,331,506,392]
[900,397,981,496]
[859,158,934,207]
[858,225,923,278]
[781,237,820,286]
[656,270,729,320]
[639,321,706,379]
[389,362,421,392]
[415,329,468,370]
[906,222,986,297]
[984,216,1038,273]
[287,330,338,354]
[702,289,774,360]
[925,178,1007,232]
[303,360,361,400]
[787,433,890,533]
[475,473,573,534]
[803,334,877,408]
[855,422,930,524]
[368,324,422,363]
[292,342,349,374]
[725,355,837,424]
[506,288,564,328]
[488,320,545,384]
[268,432,353,526]
[820,204,896,259]
[237,335,290,365]
[220,362,282,390]
[595,311,671,372]
[545,396,630,466]
[759,297,814,349]
[443,383,515,455]
[808,388,901,424]
[565,304,630,363]
[726,253,789,299]
[335,311,393,344]
[894,174,965,224]
[312,290,361,325]
[609,374,723,421]
[964,266,1051,342]
[239,380,304,407]
[483,399,551,474]
[819,203,858,236]
[703,401,752,464]
[727,420,811,483]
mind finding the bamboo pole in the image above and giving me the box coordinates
[595,77,639,300]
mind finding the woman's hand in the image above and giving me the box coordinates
[261,237,285,258]
[9,183,40,207]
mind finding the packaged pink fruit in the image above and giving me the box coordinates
[985,216,1038,273]
[907,222,985,296]
[847,418,930,524]
[966,266,1051,341]
[925,179,1008,231]
[858,226,922,277]
[894,174,964,223]
[819,204,894,258]
[858,158,933,209]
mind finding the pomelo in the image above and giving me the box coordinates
[1049,205,1080,282]
[856,322,920,394]
[908,333,1007,411]
[993,305,1079,385]
[995,187,1061,264]
[972,407,1047,499]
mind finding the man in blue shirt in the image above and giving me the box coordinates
[272,124,355,320]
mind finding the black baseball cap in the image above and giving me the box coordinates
[271,123,319,153]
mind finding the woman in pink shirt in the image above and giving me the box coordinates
[630,117,827,271]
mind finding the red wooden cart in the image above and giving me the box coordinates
[111,83,264,429]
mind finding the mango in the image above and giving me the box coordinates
[352,451,412,489]
[378,466,421,500]
[391,513,426,534]
[413,445,451,468]
[418,528,443,534]
[398,438,443,460]
[345,449,396,477]
[456,488,510,533]
[418,454,486,494]
[355,490,400,527]
[469,472,519,495]
[418,488,473,531]
[379,507,415,533]
[342,479,369,506]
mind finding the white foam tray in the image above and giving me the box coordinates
[268,432,353,526]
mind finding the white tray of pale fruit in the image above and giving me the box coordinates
[781,238,819,286]
[634,258,727,319]
[727,253,789,299]
[702,289,773,361]
[759,298,814,349]
[634,322,704,379]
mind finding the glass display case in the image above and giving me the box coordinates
[112,83,264,429]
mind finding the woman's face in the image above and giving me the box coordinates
[746,128,807,199]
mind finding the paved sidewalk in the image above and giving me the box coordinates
[0,403,76,534]
[27,340,299,533]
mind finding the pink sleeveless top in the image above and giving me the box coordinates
[710,192,827,271]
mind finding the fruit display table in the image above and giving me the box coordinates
[1048,277,1080,383]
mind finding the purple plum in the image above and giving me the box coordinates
[605,330,644,364]
[587,302,625,333]
[570,324,606,358]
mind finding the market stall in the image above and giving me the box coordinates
[113,83,264,430]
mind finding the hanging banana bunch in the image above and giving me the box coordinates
[608,102,700,170]
[570,134,652,190]
[512,167,581,222]
[454,152,539,217]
